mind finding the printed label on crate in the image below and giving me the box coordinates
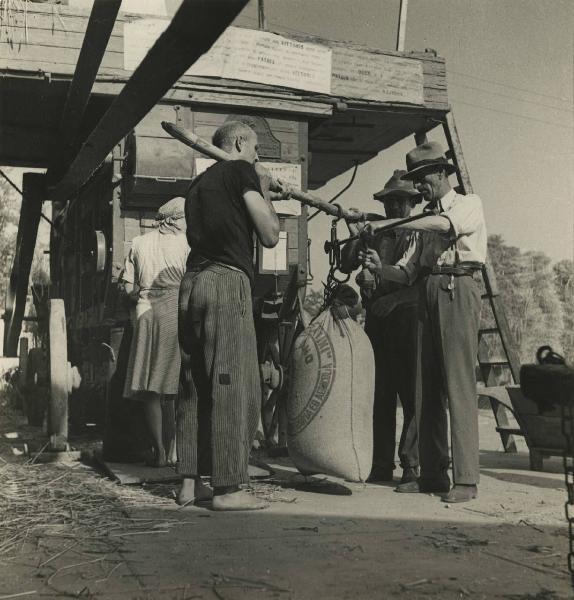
[331,47,424,105]
[124,23,332,94]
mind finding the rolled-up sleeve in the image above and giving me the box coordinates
[445,194,484,238]
[396,233,422,285]
[121,244,136,284]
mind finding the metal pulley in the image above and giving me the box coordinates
[90,230,107,272]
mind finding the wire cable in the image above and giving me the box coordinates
[307,161,359,222]
[449,81,572,113]
[449,69,572,103]
[450,98,574,129]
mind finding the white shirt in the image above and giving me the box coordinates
[397,189,487,284]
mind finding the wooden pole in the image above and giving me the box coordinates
[258,0,267,30]
[3,174,45,357]
[49,299,68,451]
[51,0,249,206]
[161,121,384,222]
[396,0,408,52]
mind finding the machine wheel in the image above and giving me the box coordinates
[260,277,306,450]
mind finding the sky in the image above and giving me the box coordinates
[232,0,574,288]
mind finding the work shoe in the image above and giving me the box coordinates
[400,467,419,485]
[366,466,394,483]
[441,485,477,503]
[395,476,451,494]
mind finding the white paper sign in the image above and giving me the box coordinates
[194,159,302,216]
[124,23,332,94]
[260,162,301,216]
[69,0,167,16]
[261,232,288,272]
[331,47,424,104]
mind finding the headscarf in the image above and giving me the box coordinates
[155,196,186,234]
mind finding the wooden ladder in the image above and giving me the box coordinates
[419,111,524,452]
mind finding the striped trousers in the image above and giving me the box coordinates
[176,264,260,487]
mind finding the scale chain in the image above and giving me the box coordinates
[562,400,574,580]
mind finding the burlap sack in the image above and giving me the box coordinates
[287,306,375,482]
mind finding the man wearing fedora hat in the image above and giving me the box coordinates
[362,141,487,503]
[341,170,422,485]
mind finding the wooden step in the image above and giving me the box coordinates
[479,327,499,335]
[480,359,510,367]
[496,426,524,436]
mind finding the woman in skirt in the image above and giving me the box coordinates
[122,196,189,467]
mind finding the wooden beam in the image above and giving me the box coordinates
[51,0,248,205]
[48,0,122,182]
[3,173,45,357]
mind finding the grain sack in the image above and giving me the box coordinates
[287,305,375,482]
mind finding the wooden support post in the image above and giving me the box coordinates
[3,173,45,357]
[258,0,267,30]
[49,299,68,451]
[51,0,248,206]
[443,111,474,193]
[414,131,428,145]
[18,337,28,383]
[48,0,122,182]
[396,0,408,52]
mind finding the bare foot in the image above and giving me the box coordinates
[146,446,167,468]
[176,478,213,507]
[212,489,269,511]
[176,478,196,506]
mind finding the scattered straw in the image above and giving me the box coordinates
[0,462,178,562]
[246,481,297,503]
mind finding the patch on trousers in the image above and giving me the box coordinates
[218,373,231,385]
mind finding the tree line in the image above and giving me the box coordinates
[303,234,574,366]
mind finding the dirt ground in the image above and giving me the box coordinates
[0,398,572,600]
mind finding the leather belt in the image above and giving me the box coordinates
[430,262,483,276]
[430,265,478,276]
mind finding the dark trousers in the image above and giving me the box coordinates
[176,265,260,488]
[365,303,419,472]
[417,274,481,485]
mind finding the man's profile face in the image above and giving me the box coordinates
[413,170,442,203]
[382,195,412,219]
[238,130,259,164]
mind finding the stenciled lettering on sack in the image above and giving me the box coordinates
[289,323,336,435]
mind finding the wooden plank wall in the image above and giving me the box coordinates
[0,3,448,111]
[116,105,309,298]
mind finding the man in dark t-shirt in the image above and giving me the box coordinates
[185,159,263,282]
[177,121,281,511]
